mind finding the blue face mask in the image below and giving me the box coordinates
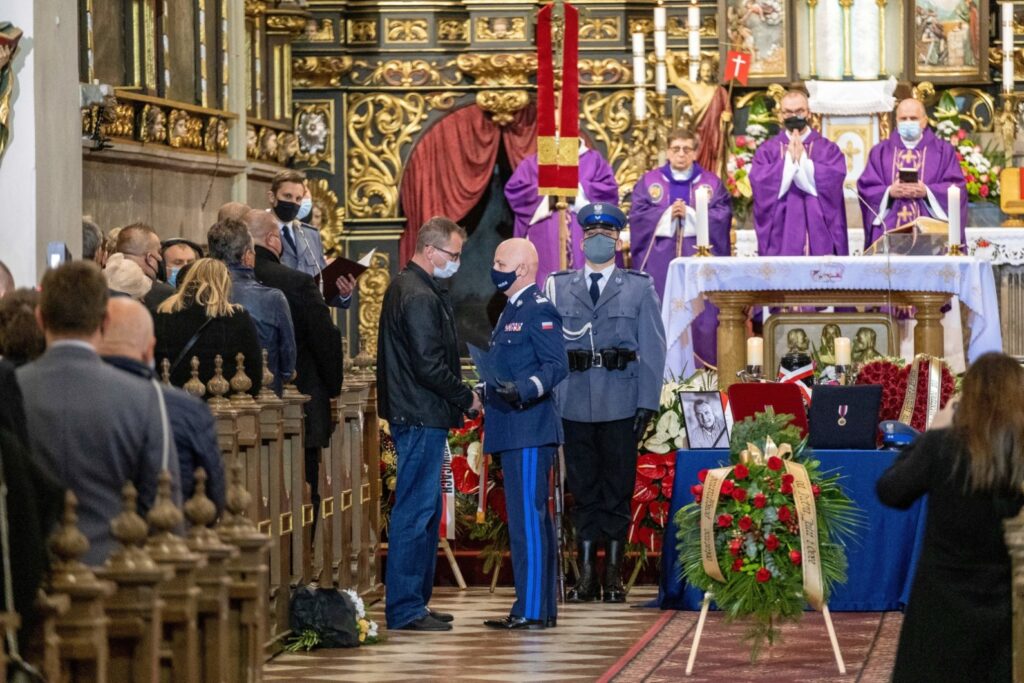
[491,266,519,292]
[897,121,921,141]
[433,257,459,279]
[168,267,181,288]
[297,197,313,221]
[582,233,617,265]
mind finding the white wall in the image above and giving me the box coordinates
[0,0,81,289]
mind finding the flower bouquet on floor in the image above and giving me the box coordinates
[675,410,860,660]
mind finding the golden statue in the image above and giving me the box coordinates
[0,23,23,160]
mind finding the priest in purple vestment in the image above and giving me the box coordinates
[857,98,968,249]
[749,91,849,256]
[505,140,619,287]
[629,129,732,368]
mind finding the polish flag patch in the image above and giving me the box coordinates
[541,321,555,330]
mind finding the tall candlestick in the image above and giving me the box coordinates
[1004,2,1016,93]
[747,337,764,367]
[695,186,710,247]
[655,62,667,94]
[688,0,700,30]
[948,185,961,248]
[654,29,667,59]
[632,31,645,58]
[688,0,701,81]
[633,57,646,86]
[834,337,852,366]
[655,3,667,31]
[634,87,647,120]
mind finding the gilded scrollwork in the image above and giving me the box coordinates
[357,250,391,357]
[581,90,639,199]
[385,19,429,44]
[294,100,334,171]
[308,178,345,257]
[292,55,355,88]
[265,13,308,35]
[455,53,536,86]
[348,19,377,44]
[350,59,462,87]
[346,92,459,218]
[578,58,632,86]
[628,18,653,35]
[580,17,620,41]
[477,90,530,126]
[438,19,469,42]
[476,17,527,41]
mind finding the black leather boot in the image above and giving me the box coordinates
[603,539,626,603]
[566,540,600,602]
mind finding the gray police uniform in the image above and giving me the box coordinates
[279,219,351,309]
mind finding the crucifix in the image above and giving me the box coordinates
[841,139,859,174]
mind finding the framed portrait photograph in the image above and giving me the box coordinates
[907,0,989,83]
[719,0,794,85]
[679,391,731,449]
[763,313,897,374]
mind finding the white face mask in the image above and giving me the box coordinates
[433,256,459,279]
[297,197,313,221]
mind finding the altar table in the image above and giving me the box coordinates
[662,255,1002,389]
[657,449,927,612]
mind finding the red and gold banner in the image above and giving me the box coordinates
[536,2,580,197]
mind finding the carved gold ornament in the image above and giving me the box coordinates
[168,109,204,150]
[455,53,537,86]
[357,250,391,358]
[578,58,633,86]
[204,117,230,153]
[348,19,377,44]
[386,19,428,44]
[266,13,308,35]
[308,178,345,257]
[294,100,334,171]
[140,105,168,143]
[580,17,620,41]
[346,92,459,218]
[302,17,335,43]
[437,19,469,42]
[475,16,527,41]
[244,0,266,18]
[350,59,462,87]
[628,18,654,36]
[292,55,355,88]
[581,90,637,199]
[477,90,530,126]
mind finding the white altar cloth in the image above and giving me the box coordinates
[662,255,1003,378]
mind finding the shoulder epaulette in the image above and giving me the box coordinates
[549,269,574,278]
[531,290,550,303]
[621,268,653,279]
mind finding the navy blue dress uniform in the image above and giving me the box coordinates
[545,202,667,603]
[482,284,568,629]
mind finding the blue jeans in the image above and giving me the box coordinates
[385,425,446,628]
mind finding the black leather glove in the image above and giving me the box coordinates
[495,381,521,408]
[632,408,657,443]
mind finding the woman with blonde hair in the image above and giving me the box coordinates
[878,352,1024,682]
[154,258,262,395]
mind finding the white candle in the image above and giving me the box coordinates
[1005,57,1015,94]
[688,0,700,30]
[655,62,667,94]
[834,337,852,366]
[948,186,961,245]
[747,337,764,367]
[654,29,667,59]
[633,56,646,86]
[695,186,710,247]
[688,30,700,81]
[632,31,645,58]
[655,3,667,31]
[1004,3,1015,92]
[634,87,647,120]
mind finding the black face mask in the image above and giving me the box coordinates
[783,116,807,132]
[150,254,167,283]
[272,200,300,223]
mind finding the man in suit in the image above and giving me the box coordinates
[208,218,296,394]
[481,238,568,630]
[546,203,667,604]
[99,297,225,510]
[17,262,181,565]
[266,170,356,308]
[114,222,175,310]
[377,216,482,632]
[245,209,343,530]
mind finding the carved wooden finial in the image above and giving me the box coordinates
[259,348,276,398]
[160,358,171,384]
[184,467,217,530]
[220,453,255,532]
[107,481,159,571]
[207,354,230,406]
[184,356,206,397]
[230,352,253,397]
[146,469,183,535]
[50,490,90,569]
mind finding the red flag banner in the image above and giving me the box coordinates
[725,50,752,86]
[536,4,558,194]
[537,2,580,197]
[555,2,579,196]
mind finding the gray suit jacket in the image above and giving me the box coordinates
[17,344,181,566]
[547,268,667,423]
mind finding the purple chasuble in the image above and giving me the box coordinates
[505,148,619,287]
[856,128,968,248]
[629,162,732,368]
[749,129,849,256]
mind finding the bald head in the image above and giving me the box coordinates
[895,98,928,141]
[218,201,251,223]
[99,297,156,363]
[244,209,282,257]
[493,238,538,297]
[780,90,810,133]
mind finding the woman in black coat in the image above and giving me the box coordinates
[154,258,262,396]
[877,352,1024,683]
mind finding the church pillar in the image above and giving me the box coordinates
[0,0,81,287]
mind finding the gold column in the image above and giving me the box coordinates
[707,292,750,391]
[807,0,818,78]
[876,0,887,76]
[839,0,854,77]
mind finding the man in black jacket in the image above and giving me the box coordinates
[245,210,343,526]
[114,223,175,310]
[377,216,482,632]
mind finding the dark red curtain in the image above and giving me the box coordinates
[398,103,539,264]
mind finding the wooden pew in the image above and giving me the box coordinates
[279,381,310,589]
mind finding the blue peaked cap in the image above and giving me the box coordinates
[577,202,626,231]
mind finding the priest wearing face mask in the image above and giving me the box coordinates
[857,98,968,248]
[481,238,568,630]
[266,169,355,308]
[545,203,667,605]
[749,90,849,256]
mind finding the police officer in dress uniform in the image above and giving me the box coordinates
[482,238,569,630]
[546,203,667,603]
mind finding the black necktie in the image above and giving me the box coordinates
[589,273,602,305]
[282,225,297,255]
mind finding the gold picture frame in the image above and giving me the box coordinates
[763,313,897,373]
[719,0,795,85]
[906,0,989,83]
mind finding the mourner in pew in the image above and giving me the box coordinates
[16,262,181,565]
[99,297,225,510]
[208,217,297,395]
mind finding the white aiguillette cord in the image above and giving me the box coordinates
[151,378,171,471]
